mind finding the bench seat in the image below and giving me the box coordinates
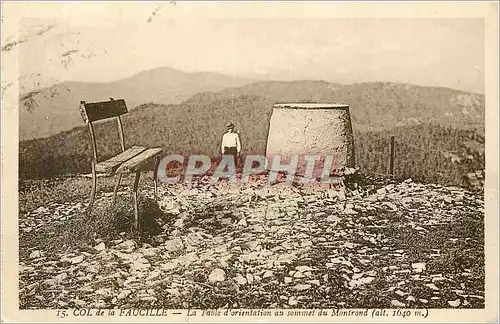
[95,146,163,175]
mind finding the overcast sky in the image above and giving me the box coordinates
[11,3,485,94]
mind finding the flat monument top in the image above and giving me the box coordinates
[274,103,349,109]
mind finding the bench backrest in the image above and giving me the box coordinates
[80,99,128,122]
[79,98,128,163]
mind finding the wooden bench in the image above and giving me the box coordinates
[79,98,164,230]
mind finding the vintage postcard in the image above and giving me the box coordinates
[1,1,499,323]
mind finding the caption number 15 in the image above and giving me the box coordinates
[56,310,68,318]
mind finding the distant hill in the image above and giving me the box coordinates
[186,80,484,131]
[19,67,252,140]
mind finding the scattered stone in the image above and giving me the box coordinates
[94,300,107,308]
[295,266,313,272]
[382,202,398,211]
[308,280,320,286]
[208,268,226,283]
[235,274,247,285]
[391,300,406,307]
[166,288,180,296]
[70,255,84,264]
[132,260,151,271]
[385,184,395,191]
[173,218,185,228]
[360,276,375,284]
[19,177,485,309]
[118,240,136,250]
[411,262,426,273]
[34,206,50,214]
[160,199,181,214]
[73,299,87,307]
[293,271,305,278]
[29,250,42,259]
[294,284,311,291]
[95,288,112,297]
[163,238,184,252]
[85,265,99,273]
[117,289,132,299]
[94,242,106,251]
[43,278,57,287]
[395,290,405,297]
[263,270,274,279]
[54,273,68,283]
[326,215,341,222]
[425,283,439,291]
[288,296,298,306]
[142,248,158,257]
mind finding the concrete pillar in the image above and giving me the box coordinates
[266,103,355,176]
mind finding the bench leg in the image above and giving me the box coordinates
[132,171,141,232]
[89,161,97,213]
[153,156,161,200]
[112,173,123,206]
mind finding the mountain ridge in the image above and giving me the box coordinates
[180,80,484,131]
[19,67,253,140]
[19,66,485,141]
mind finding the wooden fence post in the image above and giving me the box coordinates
[389,135,395,178]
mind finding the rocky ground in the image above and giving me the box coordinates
[19,175,484,309]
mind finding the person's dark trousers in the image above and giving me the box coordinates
[223,147,240,170]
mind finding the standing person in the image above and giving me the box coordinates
[221,122,242,169]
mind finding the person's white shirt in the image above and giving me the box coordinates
[221,132,241,154]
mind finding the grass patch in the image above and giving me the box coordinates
[19,174,156,214]
[20,194,169,258]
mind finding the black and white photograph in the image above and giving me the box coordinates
[1,1,498,323]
